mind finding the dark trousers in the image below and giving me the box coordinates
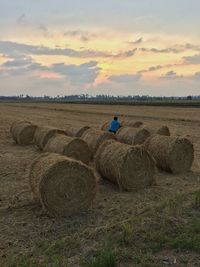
[109,130,116,134]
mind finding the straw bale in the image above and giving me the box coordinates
[44,134,91,164]
[116,126,150,145]
[143,125,170,136]
[101,121,110,131]
[121,121,143,128]
[34,126,66,150]
[81,128,116,155]
[144,135,194,173]
[95,140,155,191]
[11,121,37,145]
[65,126,90,137]
[29,153,97,216]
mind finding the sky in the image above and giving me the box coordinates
[0,0,200,97]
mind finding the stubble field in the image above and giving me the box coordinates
[1,102,200,267]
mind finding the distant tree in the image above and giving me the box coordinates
[187,95,192,100]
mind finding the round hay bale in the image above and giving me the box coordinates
[65,126,91,137]
[11,121,37,145]
[121,121,143,128]
[116,126,150,145]
[34,127,67,150]
[101,121,110,131]
[95,140,155,191]
[143,125,170,136]
[157,126,170,136]
[10,120,32,134]
[44,134,91,164]
[29,153,97,216]
[81,128,116,156]
[144,135,194,173]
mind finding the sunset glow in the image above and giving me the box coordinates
[1,1,200,96]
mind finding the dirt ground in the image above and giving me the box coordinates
[0,103,200,267]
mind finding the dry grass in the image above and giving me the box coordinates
[0,102,200,266]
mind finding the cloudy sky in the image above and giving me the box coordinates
[0,0,200,96]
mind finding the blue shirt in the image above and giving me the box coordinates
[109,120,120,132]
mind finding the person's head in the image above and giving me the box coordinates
[114,116,118,121]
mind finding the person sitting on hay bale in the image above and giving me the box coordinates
[108,116,121,134]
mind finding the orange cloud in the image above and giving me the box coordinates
[39,71,62,79]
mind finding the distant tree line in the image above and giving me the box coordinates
[0,94,200,106]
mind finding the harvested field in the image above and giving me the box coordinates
[1,102,200,267]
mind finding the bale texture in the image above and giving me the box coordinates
[11,121,37,145]
[144,135,194,173]
[44,134,91,164]
[116,126,150,145]
[143,125,170,136]
[121,121,143,128]
[65,126,90,137]
[10,120,31,134]
[101,121,110,131]
[81,128,116,155]
[95,140,155,191]
[29,153,97,216]
[34,126,67,150]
